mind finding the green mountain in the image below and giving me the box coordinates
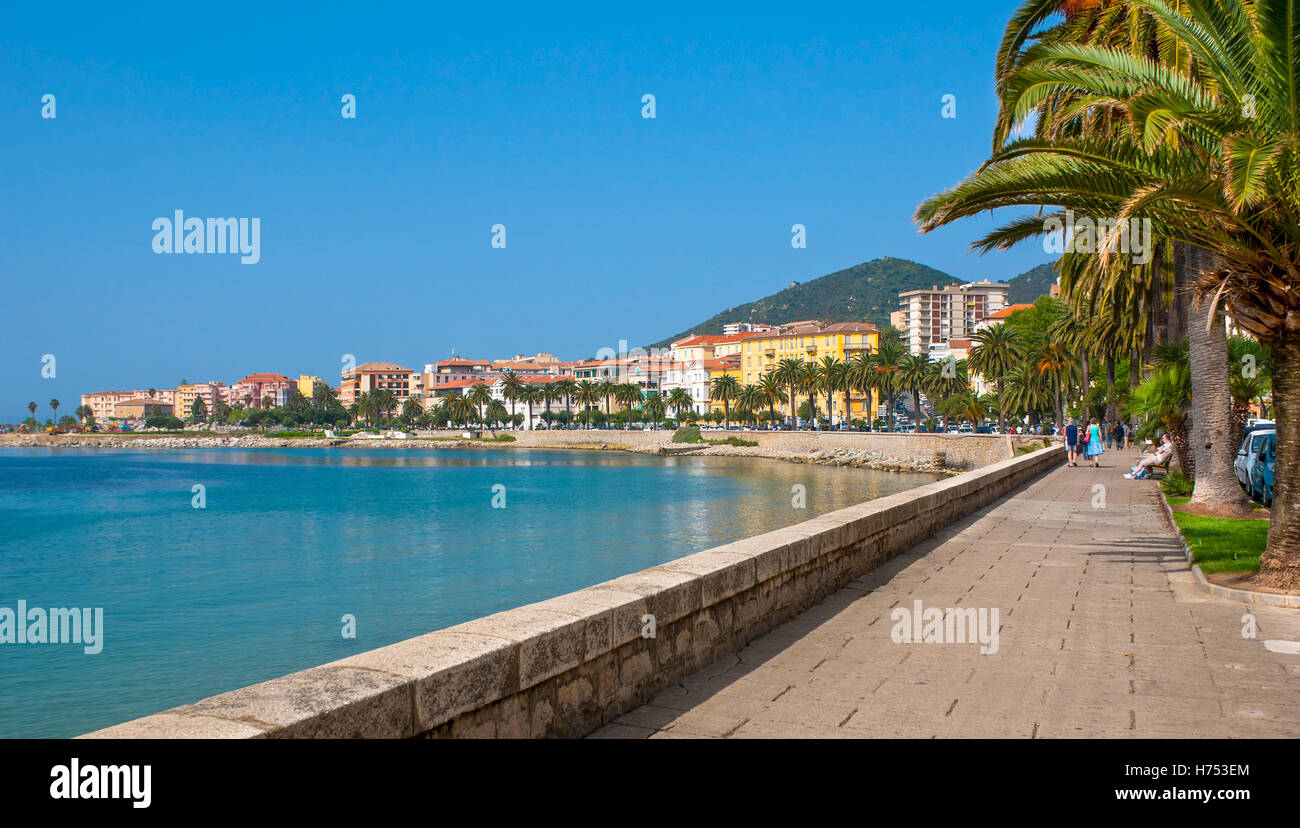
[649,257,958,349]
[999,261,1058,304]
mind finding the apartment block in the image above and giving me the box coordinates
[897,281,1009,355]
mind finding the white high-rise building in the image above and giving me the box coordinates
[897,281,1009,355]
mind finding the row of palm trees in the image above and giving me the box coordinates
[915,0,1300,587]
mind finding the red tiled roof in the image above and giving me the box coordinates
[986,304,1034,320]
[238,373,292,383]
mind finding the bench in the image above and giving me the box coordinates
[1148,454,1173,479]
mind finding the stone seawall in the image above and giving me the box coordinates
[83,444,1065,739]
[2,429,1046,473]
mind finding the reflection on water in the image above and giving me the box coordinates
[0,447,939,737]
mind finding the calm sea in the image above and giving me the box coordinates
[0,447,938,737]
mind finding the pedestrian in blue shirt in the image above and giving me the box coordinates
[1065,421,1080,467]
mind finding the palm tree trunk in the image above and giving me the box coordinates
[1258,331,1300,589]
[1079,348,1091,419]
[1182,243,1252,516]
[1129,347,1141,430]
[995,376,1005,434]
[1105,354,1117,424]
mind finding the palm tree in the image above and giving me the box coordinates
[400,397,424,426]
[666,387,694,423]
[539,383,560,429]
[500,371,525,425]
[554,378,577,428]
[1126,341,1194,470]
[643,391,667,428]
[375,390,398,424]
[773,358,805,428]
[596,379,618,429]
[737,384,765,428]
[918,1,1270,540]
[968,325,1024,433]
[710,374,740,429]
[868,341,905,430]
[897,353,934,428]
[468,384,494,428]
[799,362,821,429]
[49,399,60,423]
[941,392,992,429]
[816,356,847,429]
[520,386,544,430]
[485,400,508,429]
[757,374,787,428]
[615,384,643,428]
[575,380,600,429]
[1036,342,1075,433]
[27,401,37,424]
[447,394,475,427]
[926,357,971,432]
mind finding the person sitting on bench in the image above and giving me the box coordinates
[1124,434,1174,479]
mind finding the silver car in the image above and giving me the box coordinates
[1235,427,1275,490]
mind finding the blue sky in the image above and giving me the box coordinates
[1,1,1050,419]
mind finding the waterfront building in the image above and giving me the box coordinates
[722,322,777,336]
[337,363,413,408]
[571,357,673,392]
[81,389,176,422]
[735,322,880,424]
[175,381,231,419]
[235,373,296,409]
[669,331,758,365]
[668,335,729,364]
[419,359,499,393]
[113,399,174,419]
[705,354,743,417]
[663,360,715,416]
[897,281,1009,355]
[974,304,1034,332]
[297,375,328,399]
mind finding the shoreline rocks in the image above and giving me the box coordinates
[0,433,962,476]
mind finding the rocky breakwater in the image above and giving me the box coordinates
[0,434,341,449]
[694,443,960,475]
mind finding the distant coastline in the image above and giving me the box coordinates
[0,430,1045,476]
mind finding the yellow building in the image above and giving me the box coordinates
[298,375,328,399]
[704,355,744,416]
[737,322,880,424]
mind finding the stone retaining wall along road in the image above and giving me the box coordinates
[83,445,1066,739]
[504,430,1031,470]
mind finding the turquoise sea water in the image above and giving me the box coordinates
[0,447,939,737]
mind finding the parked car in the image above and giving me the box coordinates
[1250,433,1276,506]
[1235,426,1276,491]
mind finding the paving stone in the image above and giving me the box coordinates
[590,462,1300,739]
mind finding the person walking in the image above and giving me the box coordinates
[1111,420,1126,452]
[1104,420,1114,450]
[1064,420,1080,467]
[1083,417,1104,468]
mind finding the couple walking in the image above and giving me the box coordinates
[1065,418,1105,468]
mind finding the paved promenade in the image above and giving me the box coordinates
[593,452,1300,738]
